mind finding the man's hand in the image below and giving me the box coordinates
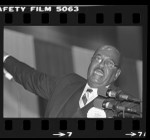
[3,51,13,80]
[3,51,10,62]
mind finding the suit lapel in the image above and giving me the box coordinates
[49,82,86,117]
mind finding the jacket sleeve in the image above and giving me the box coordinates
[4,56,59,100]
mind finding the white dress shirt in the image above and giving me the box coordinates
[79,83,107,118]
[79,83,98,108]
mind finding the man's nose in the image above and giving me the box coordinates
[99,60,105,68]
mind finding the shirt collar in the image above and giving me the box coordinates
[79,83,98,108]
[79,83,110,108]
[86,83,97,92]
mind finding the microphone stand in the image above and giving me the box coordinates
[123,109,125,118]
[117,111,141,118]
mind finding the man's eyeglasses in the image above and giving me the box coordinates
[92,55,118,69]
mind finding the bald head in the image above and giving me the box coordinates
[100,45,120,55]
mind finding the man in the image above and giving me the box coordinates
[3,45,141,118]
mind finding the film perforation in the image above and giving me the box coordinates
[5,120,13,131]
[5,13,13,24]
[59,13,67,24]
[114,13,122,24]
[23,13,31,24]
[132,13,141,24]
[60,120,67,130]
[132,120,140,130]
[114,120,122,130]
[23,120,31,130]
[78,13,86,24]
[3,12,142,25]
[41,13,49,24]
[96,120,104,130]
[41,120,49,130]
[96,13,104,24]
[78,120,85,130]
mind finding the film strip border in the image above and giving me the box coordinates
[3,12,141,25]
[0,5,147,25]
[3,119,141,131]
[1,119,145,138]
[0,5,147,138]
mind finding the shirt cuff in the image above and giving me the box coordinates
[3,55,10,62]
[3,55,13,80]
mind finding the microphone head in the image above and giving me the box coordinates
[93,98,119,111]
[106,88,111,96]
[106,89,117,98]
[104,99,117,110]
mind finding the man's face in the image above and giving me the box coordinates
[87,46,120,88]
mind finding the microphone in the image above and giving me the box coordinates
[117,112,141,118]
[106,89,141,104]
[93,98,139,114]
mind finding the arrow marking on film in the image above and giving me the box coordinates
[53,132,66,137]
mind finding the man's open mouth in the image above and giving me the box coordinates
[94,69,104,76]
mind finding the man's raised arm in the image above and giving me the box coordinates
[3,51,58,100]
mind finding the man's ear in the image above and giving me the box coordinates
[114,69,121,81]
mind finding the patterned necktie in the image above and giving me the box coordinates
[82,89,93,106]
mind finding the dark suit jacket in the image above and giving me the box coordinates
[4,56,141,118]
